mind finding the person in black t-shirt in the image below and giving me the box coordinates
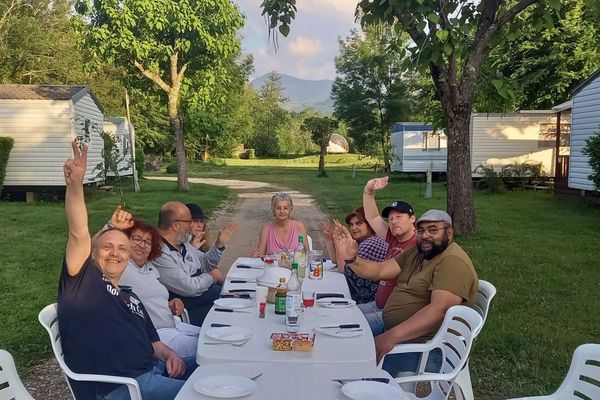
[58,140,196,400]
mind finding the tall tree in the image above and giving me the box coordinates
[302,116,338,177]
[253,72,290,157]
[75,0,244,191]
[332,25,414,171]
[261,0,556,234]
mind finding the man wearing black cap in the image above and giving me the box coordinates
[359,176,417,335]
[333,209,478,376]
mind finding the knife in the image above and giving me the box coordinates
[319,324,360,329]
[220,293,252,299]
[210,323,231,327]
[236,265,263,269]
[229,289,256,293]
[333,378,390,384]
[320,300,350,305]
[229,280,254,284]
[214,308,252,313]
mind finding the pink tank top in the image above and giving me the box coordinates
[266,221,299,255]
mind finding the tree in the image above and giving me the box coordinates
[332,25,414,171]
[75,0,244,191]
[253,72,290,157]
[261,0,556,234]
[302,116,338,177]
[582,130,600,191]
[475,0,600,111]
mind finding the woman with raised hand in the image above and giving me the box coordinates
[251,192,308,257]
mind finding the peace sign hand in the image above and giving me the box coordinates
[63,139,88,186]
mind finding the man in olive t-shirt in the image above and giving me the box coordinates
[334,209,478,372]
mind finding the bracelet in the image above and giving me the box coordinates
[344,257,357,265]
[363,190,374,196]
[105,220,113,229]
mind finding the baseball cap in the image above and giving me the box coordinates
[185,203,206,220]
[381,200,415,218]
[416,209,452,226]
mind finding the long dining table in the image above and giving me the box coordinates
[174,257,403,399]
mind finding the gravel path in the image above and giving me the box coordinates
[23,177,328,399]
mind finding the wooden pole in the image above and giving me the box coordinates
[125,90,140,192]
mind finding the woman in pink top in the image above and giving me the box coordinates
[251,193,308,256]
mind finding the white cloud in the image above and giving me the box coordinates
[301,0,357,14]
[289,36,323,57]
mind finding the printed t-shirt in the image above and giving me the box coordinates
[382,242,478,342]
[374,230,417,309]
[58,256,159,399]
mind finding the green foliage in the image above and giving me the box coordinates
[95,131,130,183]
[248,149,256,159]
[165,163,178,174]
[253,72,290,157]
[0,136,15,190]
[134,145,145,178]
[473,164,505,194]
[582,129,600,191]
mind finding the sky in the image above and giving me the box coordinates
[234,0,360,81]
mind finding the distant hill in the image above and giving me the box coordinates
[251,73,334,114]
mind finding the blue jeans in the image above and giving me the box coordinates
[357,301,385,336]
[103,357,197,400]
[382,348,443,378]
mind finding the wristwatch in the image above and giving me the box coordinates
[105,220,113,229]
[344,257,356,265]
[217,244,226,251]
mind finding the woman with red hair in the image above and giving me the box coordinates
[119,219,200,358]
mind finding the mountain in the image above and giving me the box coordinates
[251,73,334,114]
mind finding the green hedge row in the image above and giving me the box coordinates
[0,136,15,191]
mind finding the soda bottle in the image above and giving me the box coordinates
[294,235,307,278]
[274,277,287,315]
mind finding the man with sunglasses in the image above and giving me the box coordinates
[334,209,478,375]
[151,201,236,326]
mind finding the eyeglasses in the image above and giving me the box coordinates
[174,219,193,225]
[416,226,448,236]
[131,235,152,247]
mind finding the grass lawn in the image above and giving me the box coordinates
[0,178,232,372]
[180,158,600,399]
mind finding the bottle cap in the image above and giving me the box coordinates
[298,235,304,243]
[291,263,298,270]
[279,277,286,282]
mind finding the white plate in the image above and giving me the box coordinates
[193,374,257,398]
[341,380,407,400]
[314,327,364,338]
[206,327,253,342]
[317,297,356,308]
[214,298,255,309]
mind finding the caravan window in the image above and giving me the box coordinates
[422,132,441,151]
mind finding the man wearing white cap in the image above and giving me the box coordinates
[334,209,478,375]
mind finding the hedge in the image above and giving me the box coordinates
[0,136,15,191]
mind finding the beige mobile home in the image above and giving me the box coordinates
[103,116,134,177]
[0,85,104,187]
[470,111,557,176]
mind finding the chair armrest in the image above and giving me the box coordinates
[385,342,434,355]
[394,371,455,384]
[68,372,141,400]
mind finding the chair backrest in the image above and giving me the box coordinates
[472,279,496,336]
[0,349,35,400]
[306,234,313,251]
[554,343,600,399]
[428,305,484,399]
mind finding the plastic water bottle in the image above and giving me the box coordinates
[286,263,302,332]
[294,235,307,278]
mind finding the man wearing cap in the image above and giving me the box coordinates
[151,201,238,326]
[359,176,417,335]
[333,209,478,375]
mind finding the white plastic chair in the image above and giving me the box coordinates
[306,234,313,251]
[0,349,35,400]
[37,303,142,400]
[452,279,497,400]
[506,343,600,400]
[379,305,483,400]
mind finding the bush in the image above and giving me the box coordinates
[134,145,145,178]
[582,130,600,191]
[248,149,256,159]
[165,163,178,174]
[473,164,505,193]
[0,136,15,191]
[500,161,544,188]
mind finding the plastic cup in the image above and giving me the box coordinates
[302,290,315,308]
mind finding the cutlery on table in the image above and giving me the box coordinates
[220,293,252,299]
[319,324,360,329]
[210,323,231,327]
[236,265,263,269]
[249,373,263,381]
[229,280,255,284]
[332,378,390,385]
[316,293,345,300]
[228,289,256,293]
[214,308,252,313]
[319,300,351,305]
[203,339,250,346]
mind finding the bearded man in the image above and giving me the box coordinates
[333,209,478,375]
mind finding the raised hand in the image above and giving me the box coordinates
[110,205,134,230]
[364,176,389,193]
[63,139,88,186]
[322,221,333,242]
[216,222,238,247]
[332,220,358,260]
[190,231,206,250]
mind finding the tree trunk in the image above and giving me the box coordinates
[318,141,327,176]
[382,128,391,172]
[446,107,475,234]
[168,92,189,191]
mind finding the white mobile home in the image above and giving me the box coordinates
[470,111,557,176]
[103,116,133,177]
[569,69,600,191]
[390,122,447,172]
[0,85,104,186]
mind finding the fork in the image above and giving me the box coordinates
[203,339,250,346]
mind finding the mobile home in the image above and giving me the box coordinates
[390,122,447,172]
[103,116,133,177]
[0,85,104,187]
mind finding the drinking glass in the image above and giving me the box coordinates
[308,250,323,280]
[302,290,315,308]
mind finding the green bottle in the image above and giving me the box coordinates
[274,277,287,315]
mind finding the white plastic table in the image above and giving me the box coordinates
[196,257,376,366]
[174,362,404,400]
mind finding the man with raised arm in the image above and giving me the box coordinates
[151,201,238,326]
[58,140,196,400]
[333,209,478,375]
[359,176,417,335]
